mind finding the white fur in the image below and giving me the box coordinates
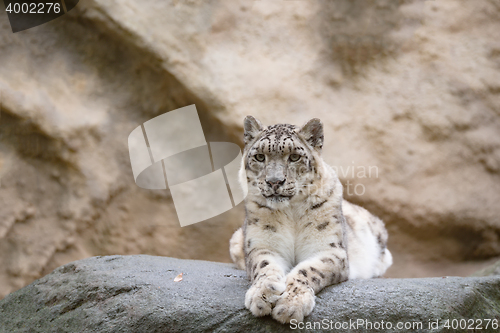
[231,120,392,323]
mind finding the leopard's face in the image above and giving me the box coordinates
[242,119,323,204]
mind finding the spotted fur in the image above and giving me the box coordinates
[229,116,392,324]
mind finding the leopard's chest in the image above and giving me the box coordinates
[258,208,338,267]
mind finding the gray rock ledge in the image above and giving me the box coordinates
[0,255,499,333]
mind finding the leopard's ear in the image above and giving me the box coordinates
[298,118,323,152]
[243,116,263,145]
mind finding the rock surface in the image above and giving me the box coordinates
[0,256,499,333]
[1,0,500,299]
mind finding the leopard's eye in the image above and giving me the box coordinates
[254,154,265,162]
[289,154,301,162]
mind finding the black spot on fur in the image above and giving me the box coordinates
[304,222,312,228]
[264,225,277,232]
[299,269,307,277]
[339,240,344,248]
[246,257,254,270]
[252,263,258,273]
[377,234,385,249]
[253,201,273,210]
[252,263,257,272]
[321,257,335,265]
[253,272,258,280]
[329,243,337,248]
[317,221,330,231]
[257,305,263,310]
[293,287,298,293]
[247,240,251,248]
[310,266,325,279]
[260,260,269,269]
[248,218,259,225]
[311,200,327,210]
[312,277,319,284]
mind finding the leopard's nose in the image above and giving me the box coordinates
[266,177,286,191]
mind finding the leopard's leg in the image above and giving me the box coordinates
[229,228,246,270]
[244,247,289,317]
[272,222,349,324]
[244,213,293,317]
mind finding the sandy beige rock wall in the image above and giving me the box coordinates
[1,0,499,298]
[0,3,243,298]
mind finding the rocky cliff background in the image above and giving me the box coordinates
[1,0,499,300]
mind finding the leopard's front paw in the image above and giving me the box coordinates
[245,275,286,317]
[272,278,315,323]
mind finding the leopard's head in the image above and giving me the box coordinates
[239,116,324,205]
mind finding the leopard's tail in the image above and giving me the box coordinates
[229,228,246,270]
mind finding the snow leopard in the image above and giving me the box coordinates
[229,116,392,324]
